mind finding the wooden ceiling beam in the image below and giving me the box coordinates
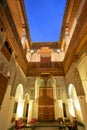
[31,42,60,49]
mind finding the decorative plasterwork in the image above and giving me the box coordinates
[37,47,53,55]
[65,62,85,96]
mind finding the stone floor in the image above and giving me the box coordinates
[24,125,85,130]
[13,121,86,130]
[78,125,86,130]
[36,121,85,129]
[25,126,85,130]
[24,121,86,130]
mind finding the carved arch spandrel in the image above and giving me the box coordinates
[65,62,85,96]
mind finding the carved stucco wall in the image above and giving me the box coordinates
[26,77,35,100]
[55,76,68,100]
[25,76,68,100]
[65,62,85,96]
[9,53,28,97]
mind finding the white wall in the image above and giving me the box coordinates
[0,53,28,129]
[0,85,15,130]
[26,51,64,62]
[54,100,63,120]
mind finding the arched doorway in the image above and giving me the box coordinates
[14,84,24,119]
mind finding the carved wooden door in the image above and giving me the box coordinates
[38,87,54,121]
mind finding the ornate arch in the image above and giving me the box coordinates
[65,62,85,96]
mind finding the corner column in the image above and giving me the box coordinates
[78,96,87,130]
[21,32,27,49]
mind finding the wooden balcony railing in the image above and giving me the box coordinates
[26,62,64,76]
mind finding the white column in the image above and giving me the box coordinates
[33,99,38,120]
[78,96,87,130]
[37,53,40,62]
[16,99,24,119]
[53,87,57,100]
[61,49,65,61]
[27,100,34,122]
[65,31,69,46]
[34,53,40,62]
[54,100,63,120]
[51,53,54,62]
[54,99,58,120]
[21,32,27,49]
[67,98,75,122]
[58,100,63,118]
[26,49,31,62]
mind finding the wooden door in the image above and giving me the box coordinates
[41,56,51,62]
[38,87,54,121]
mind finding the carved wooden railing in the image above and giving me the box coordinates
[26,62,64,76]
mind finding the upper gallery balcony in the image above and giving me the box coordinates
[26,47,64,77]
[26,61,64,77]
